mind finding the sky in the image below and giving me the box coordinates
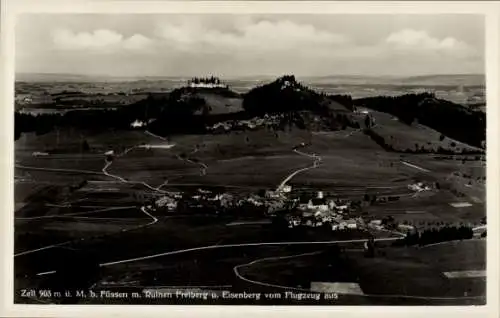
[15,14,485,78]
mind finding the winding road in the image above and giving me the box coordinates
[276,147,321,192]
[176,147,208,176]
[233,251,322,291]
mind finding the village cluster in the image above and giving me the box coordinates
[206,113,285,133]
[149,183,383,233]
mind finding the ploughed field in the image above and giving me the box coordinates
[14,117,486,304]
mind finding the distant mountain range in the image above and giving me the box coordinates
[299,74,485,87]
[15,73,485,87]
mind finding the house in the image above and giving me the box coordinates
[287,215,302,228]
[328,200,336,210]
[219,193,234,208]
[280,185,292,193]
[408,182,431,192]
[329,200,349,212]
[307,197,329,212]
[16,94,32,104]
[155,196,178,211]
[346,221,358,229]
[321,215,333,223]
[266,190,282,199]
[130,120,146,128]
[398,224,415,231]
[247,197,264,206]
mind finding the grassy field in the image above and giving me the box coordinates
[234,239,485,300]
[14,113,486,305]
[200,92,243,114]
[349,239,485,299]
[367,109,482,153]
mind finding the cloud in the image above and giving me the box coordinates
[51,29,153,52]
[122,34,153,50]
[156,19,350,53]
[49,24,476,63]
[38,22,482,77]
[384,29,477,57]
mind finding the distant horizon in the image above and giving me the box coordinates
[15,71,486,80]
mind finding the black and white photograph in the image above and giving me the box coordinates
[3,1,499,314]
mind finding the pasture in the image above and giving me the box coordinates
[13,117,486,305]
[350,239,485,300]
[367,109,482,153]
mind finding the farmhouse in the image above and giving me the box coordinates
[15,94,32,104]
[155,196,177,211]
[130,119,146,128]
[307,197,329,212]
[408,182,431,192]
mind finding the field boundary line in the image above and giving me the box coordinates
[400,160,431,173]
[15,165,102,175]
[16,206,157,257]
[15,206,136,221]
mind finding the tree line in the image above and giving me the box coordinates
[392,225,474,247]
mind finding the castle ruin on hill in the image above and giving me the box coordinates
[187,76,228,89]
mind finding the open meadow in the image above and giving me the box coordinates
[14,94,486,306]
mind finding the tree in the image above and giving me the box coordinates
[364,238,375,258]
[382,215,396,229]
[82,139,90,152]
[364,115,372,129]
